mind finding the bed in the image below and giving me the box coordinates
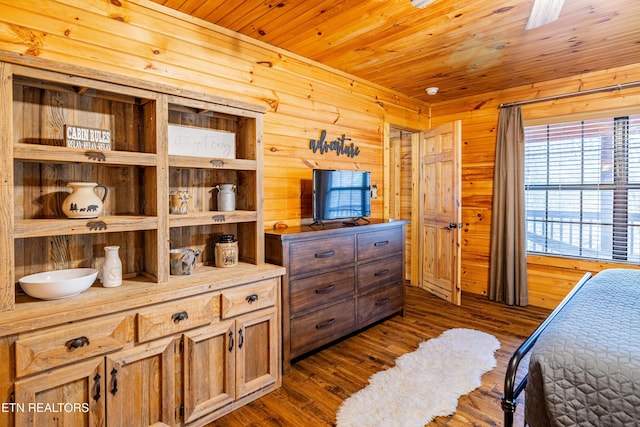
[501,268,640,426]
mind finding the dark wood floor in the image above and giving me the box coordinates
[212,285,551,426]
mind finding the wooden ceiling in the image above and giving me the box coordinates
[149,0,640,103]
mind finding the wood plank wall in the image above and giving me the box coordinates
[431,65,640,308]
[2,1,640,309]
[0,0,430,229]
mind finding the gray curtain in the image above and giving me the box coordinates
[489,105,528,306]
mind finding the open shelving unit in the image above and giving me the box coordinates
[1,62,268,312]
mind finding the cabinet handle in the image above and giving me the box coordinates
[93,373,101,401]
[110,368,118,395]
[315,284,336,294]
[210,159,225,167]
[246,294,259,304]
[172,311,189,323]
[316,318,336,329]
[238,328,244,349]
[228,331,234,352]
[375,297,391,306]
[315,250,335,258]
[374,269,390,277]
[374,240,389,247]
[65,336,90,350]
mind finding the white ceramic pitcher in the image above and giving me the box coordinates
[62,182,108,219]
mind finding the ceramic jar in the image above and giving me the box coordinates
[62,182,108,219]
[214,184,236,212]
[102,246,122,287]
[215,234,238,268]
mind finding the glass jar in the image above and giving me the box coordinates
[215,234,238,268]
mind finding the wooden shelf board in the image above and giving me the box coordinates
[14,143,158,167]
[169,210,257,227]
[15,216,158,238]
[169,155,256,170]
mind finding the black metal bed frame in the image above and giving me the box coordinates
[501,272,592,427]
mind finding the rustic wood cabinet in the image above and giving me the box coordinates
[0,60,283,427]
[266,219,407,371]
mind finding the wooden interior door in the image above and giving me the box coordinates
[418,121,462,305]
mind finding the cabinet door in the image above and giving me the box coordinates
[235,308,279,398]
[105,337,175,427]
[182,319,235,424]
[14,358,105,427]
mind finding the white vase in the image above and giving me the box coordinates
[102,246,122,287]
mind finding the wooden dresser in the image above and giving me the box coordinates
[266,220,407,371]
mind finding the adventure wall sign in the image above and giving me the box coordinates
[309,130,360,158]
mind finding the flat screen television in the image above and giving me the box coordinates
[312,169,371,223]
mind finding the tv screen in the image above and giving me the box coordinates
[313,169,371,221]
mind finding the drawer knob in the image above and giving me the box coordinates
[375,297,391,306]
[316,318,336,329]
[374,240,390,247]
[315,250,335,258]
[374,269,390,277]
[246,294,259,304]
[172,311,189,323]
[65,336,90,350]
[315,284,336,294]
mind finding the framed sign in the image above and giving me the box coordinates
[168,125,236,159]
[64,125,112,150]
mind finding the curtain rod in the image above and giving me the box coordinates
[499,80,640,108]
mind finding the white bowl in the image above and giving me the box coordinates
[19,268,98,300]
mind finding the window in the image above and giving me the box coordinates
[524,114,640,262]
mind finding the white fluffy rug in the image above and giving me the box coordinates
[335,328,500,427]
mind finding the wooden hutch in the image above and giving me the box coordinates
[0,58,284,427]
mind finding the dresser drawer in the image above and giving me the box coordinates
[357,253,403,293]
[290,267,355,315]
[290,299,355,358]
[357,228,404,261]
[137,293,220,343]
[16,314,133,377]
[288,235,355,277]
[357,283,404,326]
[221,278,278,319]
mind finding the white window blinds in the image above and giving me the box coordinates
[524,114,640,262]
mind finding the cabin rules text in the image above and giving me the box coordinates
[64,125,112,150]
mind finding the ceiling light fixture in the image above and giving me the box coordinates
[426,87,439,95]
[411,0,437,8]
[526,0,565,30]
